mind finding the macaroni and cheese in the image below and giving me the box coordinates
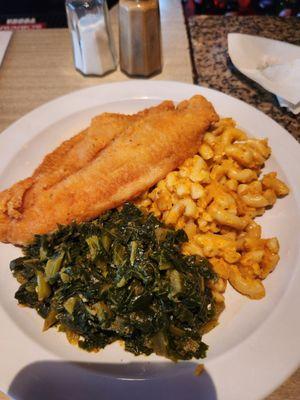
[136,118,289,302]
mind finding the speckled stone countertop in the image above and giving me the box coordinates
[188,16,300,141]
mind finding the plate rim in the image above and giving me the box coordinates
[0,80,299,400]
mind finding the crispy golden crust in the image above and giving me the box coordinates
[33,129,87,177]
[35,101,174,183]
[0,102,174,219]
[0,96,218,244]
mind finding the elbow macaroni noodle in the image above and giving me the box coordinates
[136,118,289,301]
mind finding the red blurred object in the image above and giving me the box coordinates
[183,0,300,16]
[0,23,46,31]
[238,0,251,7]
[238,0,256,14]
[213,0,227,12]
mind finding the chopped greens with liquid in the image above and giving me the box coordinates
[10,203,220,361]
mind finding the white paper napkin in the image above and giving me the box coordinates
[277,96,300,115]
[228,33,300,114]
[0,31,12,67]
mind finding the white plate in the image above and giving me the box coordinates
[0,81,299,400]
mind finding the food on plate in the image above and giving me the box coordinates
[136,118,289,301]
[194,364,205,376]
[0,95,218,245]
[10,203,221,360]
[29,100,175,192]
[3,95,290,362]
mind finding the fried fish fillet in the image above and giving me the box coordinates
[0,95,218,244]
[0,101,173,238]
[30,100,175,191]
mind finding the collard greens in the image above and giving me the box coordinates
[11,203,219,360]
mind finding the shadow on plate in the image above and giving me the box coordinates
[8,361,217,400]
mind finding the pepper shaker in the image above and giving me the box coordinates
[65,0,117,76]
[119,0,162,77]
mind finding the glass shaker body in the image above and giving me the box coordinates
[119,0,162,77]
[66,0,117,76]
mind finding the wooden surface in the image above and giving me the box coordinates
[265,369,300,400]
[0,0,193,133]
[0,3,299,400]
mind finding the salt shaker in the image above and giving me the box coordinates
[65,0,117,76]
[119,0,162,77]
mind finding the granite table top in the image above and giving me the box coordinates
[188,15,300,400]
[188,16,300,141]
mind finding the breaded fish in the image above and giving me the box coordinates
[0,101,173,235]
[0,95,218,244]
[28,101,175,192]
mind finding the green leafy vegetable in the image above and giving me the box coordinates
[10,203,220,360]
[45,252,64,282]
[36,271,51,301]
